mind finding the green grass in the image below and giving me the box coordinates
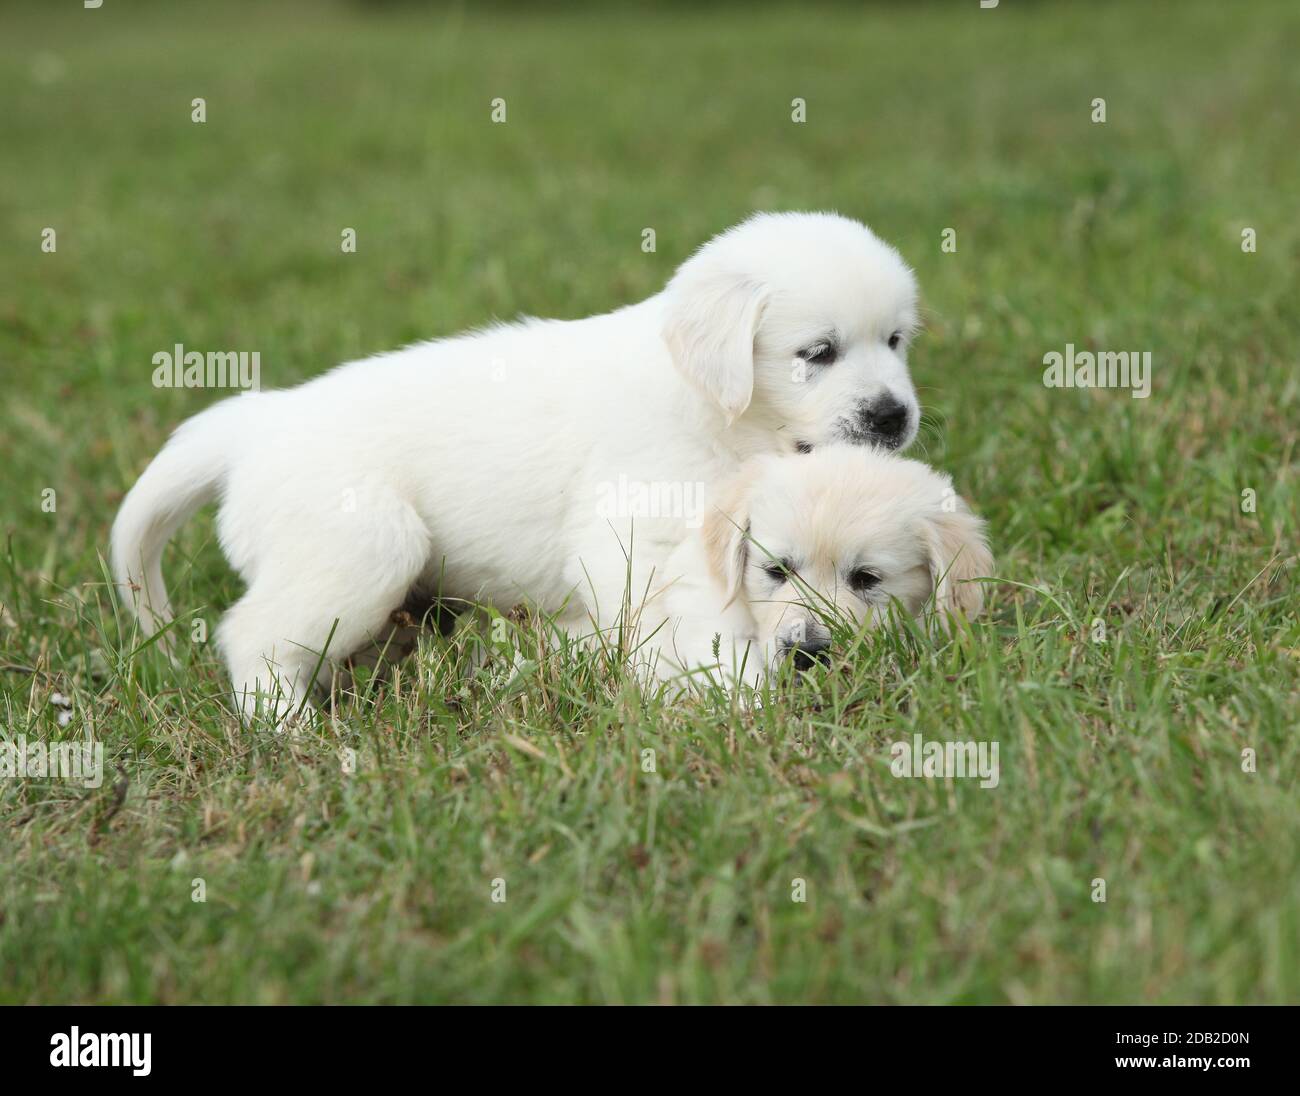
[1,0,1298,1004]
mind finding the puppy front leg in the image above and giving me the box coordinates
[647,620,754,696]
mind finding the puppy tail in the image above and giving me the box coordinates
[111,402,237,649]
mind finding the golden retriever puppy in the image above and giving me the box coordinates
[636,445,993,689]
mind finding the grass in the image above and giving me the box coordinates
[1,0,1298,1004]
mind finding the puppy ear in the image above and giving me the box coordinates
[923,487,993,623]
[701,471,752,606]
[662,262,768,425]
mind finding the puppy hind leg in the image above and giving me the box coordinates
[218,497,434,727]
[218,586,337,728]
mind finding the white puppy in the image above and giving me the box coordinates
[636,445,993,689]
[111,212,923,718]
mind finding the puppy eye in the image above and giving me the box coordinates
[887,332,902,350]
[848,567,881,593]
[800,342,837,366]
[762,559,794,582]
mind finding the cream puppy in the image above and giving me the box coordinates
[112,212,923,719]
[636,446,993,689]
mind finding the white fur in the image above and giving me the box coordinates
[640,445,994,689]
[111,212,921,720]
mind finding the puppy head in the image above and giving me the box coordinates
[663,211,921,451]
[701,445,992,672]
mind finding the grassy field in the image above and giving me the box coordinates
[1,0,1297,1004]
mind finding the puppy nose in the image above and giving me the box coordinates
[785,636,831,671]
[859,395,909,445]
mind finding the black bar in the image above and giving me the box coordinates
[2,1005,1291,1083]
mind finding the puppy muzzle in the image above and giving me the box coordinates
[776,619,833,671]
[840,394,913,450]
